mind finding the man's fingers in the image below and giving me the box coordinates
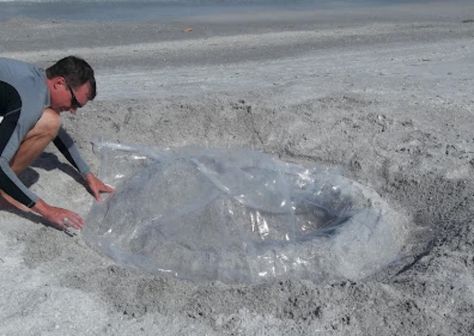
[103,183,115,192]
[61,218,81,230]
[91,183,114,202]
[60,212,84,230]
[71,212,85,229]
[97,183,114,194]
[89,181,114,201]
[90,187,100,201]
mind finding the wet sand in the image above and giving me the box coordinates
[0,2,474,335]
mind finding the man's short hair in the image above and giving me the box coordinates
[46,56,96,100]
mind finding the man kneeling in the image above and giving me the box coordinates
[0,56,114,231]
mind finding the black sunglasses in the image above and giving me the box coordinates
[67,84,83,109]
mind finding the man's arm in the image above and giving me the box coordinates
[0,156,84,230]
[0,156,37,208]
[53,127,90,175]
[53,127,114,200]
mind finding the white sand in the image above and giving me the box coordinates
[0,2,473,335]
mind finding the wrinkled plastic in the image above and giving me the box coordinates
[84,143,409,283]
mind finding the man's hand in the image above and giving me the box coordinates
[32,199,84,231]
[84,172,114,201]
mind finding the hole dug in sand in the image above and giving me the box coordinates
[83,143,411,284]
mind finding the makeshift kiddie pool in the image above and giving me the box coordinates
[84,143,409,284]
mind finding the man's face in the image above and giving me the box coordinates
[51,77,90,113]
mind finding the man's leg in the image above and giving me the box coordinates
[0,108,61,211]
[10,108,61,174]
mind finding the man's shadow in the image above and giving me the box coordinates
[0,152,86,229]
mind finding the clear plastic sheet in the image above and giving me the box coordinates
[84,143,409,283]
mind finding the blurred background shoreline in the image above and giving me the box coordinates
[1,0,470,23]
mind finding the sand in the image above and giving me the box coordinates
[0,1,473,335]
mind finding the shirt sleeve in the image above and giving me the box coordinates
[0,157,38,207]
[0,110,38,208]
[53,127,90,176]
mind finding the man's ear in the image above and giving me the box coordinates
[52,76,66,90]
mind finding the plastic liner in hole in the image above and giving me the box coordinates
[83,143,409,284]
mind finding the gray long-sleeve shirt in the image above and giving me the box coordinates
[0,57,90,207]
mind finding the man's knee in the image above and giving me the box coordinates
[10,108,61,174]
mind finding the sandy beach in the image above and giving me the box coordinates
[0,1,473,335]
